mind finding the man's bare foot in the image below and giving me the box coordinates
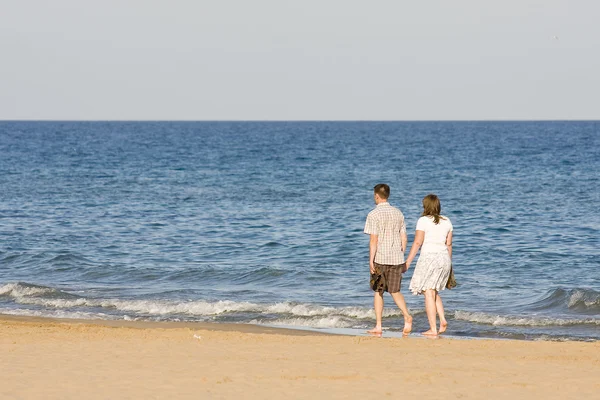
[422,329,438,336]
[402,316,413,334]
[439,321,448,334]
[367,327,382,334]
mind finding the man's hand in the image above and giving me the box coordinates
[402,262,409,273]
[370,263,376,274]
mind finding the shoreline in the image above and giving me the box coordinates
[0,313,331,336]
[2,313,597,342]
[2,313,600,399]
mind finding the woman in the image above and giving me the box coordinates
[405,194,453,336]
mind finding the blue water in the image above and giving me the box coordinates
[1,121,599,341]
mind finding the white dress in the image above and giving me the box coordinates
[409,216,453,295]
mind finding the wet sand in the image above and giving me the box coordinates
[1,315,599,399]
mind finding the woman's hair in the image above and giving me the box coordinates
[422,194,444,224]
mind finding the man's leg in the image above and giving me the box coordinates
[436,294,448,333]
[390,292,413,334]
[367,291,384,334]
[423,289,438,336]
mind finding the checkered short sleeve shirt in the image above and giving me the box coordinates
[364,202,407,265]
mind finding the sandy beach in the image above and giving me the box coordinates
[1,315,598,399]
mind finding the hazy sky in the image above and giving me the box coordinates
[1,0,598,120]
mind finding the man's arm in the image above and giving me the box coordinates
[399,215,407,256]
[400,217,408,269]
[400,230,408,272]
[369,234,378,274]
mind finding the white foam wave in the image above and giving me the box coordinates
[0,307,114,321]
[454,311,600,327]
[103,299,260,315]
[253,316,355,329]
[14,297,260,315]
[0,283,58,297]
[8,291,405,319]
[16,298,89,308]
[263,303,402,319]
[567,289,600,309]
[1,282,413,320]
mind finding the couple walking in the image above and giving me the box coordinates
[364,184,453,336]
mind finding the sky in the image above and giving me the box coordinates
[1,0,598,120]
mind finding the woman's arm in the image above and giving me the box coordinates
[404,230,424,271]
[446,231,453,260]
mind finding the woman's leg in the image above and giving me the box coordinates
[436,294,448,333]
[423,289,438,335]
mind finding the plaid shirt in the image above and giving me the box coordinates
[364,202,407,265]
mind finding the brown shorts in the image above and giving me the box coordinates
[370,262,404,293]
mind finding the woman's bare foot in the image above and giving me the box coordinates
[402,316,413,334]
[367,327,382,334]
[439,321,448,334]
[422,329,438,336]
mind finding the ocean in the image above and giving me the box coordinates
[1,121,599,341]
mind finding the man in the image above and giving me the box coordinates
[364,183,412,335]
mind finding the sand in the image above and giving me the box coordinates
[1,315,599,399]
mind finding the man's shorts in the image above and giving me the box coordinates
[370,262,405,293]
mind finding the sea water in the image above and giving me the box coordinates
[1,121,598,341]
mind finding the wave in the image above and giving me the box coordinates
[0,307,114,320]
[232,267,291,284]
[0,282,406,319]
[525,288,600,314]
[2,251,96,268]
[4,282,598,339]
[253,316,357,329]
[13,297,407,319]
[564,289,600,312]
[454,310,600,327]
[0,282,69,298]
[47,253,95,265]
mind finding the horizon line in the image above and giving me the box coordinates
[1,119,599,123]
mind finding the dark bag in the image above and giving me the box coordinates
[370,265,387,292]
[446,265,457,289]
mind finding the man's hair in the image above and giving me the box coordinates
[373,183,390,199]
